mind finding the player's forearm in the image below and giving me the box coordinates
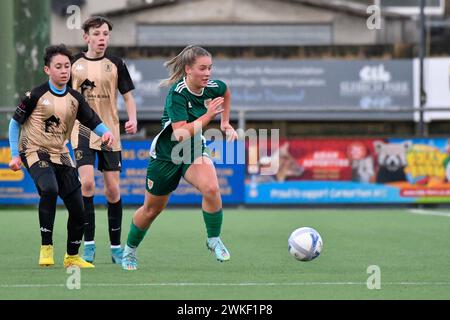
[124,93,137,122]
[221,89,231,125]
[173,114,212,142]
[8,119,21,158]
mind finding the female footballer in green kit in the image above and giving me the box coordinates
[122,45,238,270]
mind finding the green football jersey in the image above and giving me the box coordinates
[149,78,227,163]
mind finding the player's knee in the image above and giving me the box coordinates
[142,206,162,221]
[40,183,59,197]
[105,185,120,202]
[64,189,84,216]
[81,179,95,194]
[201,183,220,199]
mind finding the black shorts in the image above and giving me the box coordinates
[74,147,122,172]
[26,160,81,199]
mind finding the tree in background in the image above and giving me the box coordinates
[0,0,50,138]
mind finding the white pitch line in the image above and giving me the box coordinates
[408,209,450,218]
[2,282,450,289]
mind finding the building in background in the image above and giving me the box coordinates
[51,0,426,48]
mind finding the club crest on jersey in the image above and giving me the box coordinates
[75,150,83,161]
[105,64,112,72]
[25,91,31,99]
[147,178,154,190]
[38,161,49,168]
[204,99,212,108]
[188,101,193,109]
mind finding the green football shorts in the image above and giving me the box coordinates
[145,148,211,196]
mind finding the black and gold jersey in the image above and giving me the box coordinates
[70,52,135,151]
[13,82,102,168]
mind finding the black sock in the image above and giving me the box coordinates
[108,199,123,246]
[64,188,85,255]
[39,191,57,246]
[83,196,95,242]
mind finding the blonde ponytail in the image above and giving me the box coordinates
[160,45,211,87]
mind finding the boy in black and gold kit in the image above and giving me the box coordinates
[70,16,137,264]
[8,45,115,268]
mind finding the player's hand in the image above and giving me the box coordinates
[206,97,224,120]
[101,131,115,148]
[125,119,138,135]
[9,156,22,172]
[221,122,238,142]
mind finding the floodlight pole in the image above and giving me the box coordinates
[418,0,427,137]
[0,0,16,139]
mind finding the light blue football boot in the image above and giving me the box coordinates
[82,243,96,263]
[121,245,138,271]
[111,247,123,264]
[206,237,230,262]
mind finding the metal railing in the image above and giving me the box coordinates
[118,106,450,135]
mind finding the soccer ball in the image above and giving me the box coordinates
[288,227,323,261]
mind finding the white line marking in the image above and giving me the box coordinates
[1,282,450,288]
[408,209,450,218]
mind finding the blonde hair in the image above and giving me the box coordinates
[160,45,212,87]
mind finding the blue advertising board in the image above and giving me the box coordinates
[0,140,245,205]
[245,137,450,204]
